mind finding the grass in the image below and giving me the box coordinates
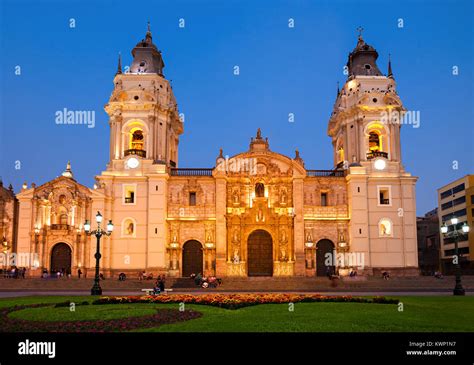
[8,304,157,322]
[1,295,473,332]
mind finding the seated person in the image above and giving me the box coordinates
[194,273,202,286]
[153,281,161,295]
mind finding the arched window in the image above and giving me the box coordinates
[131,129,144,150]
[369,131,381,152]
[59,214,68,225]
[255,183,265,198]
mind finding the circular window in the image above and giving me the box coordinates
[365,64,371,70]
[134,95,139,100]
[372,98,378,103]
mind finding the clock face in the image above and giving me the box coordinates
[373,158,386,171]
[126,157,140,169]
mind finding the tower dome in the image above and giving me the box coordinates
[129,22,165,76]
[346,28,382,77]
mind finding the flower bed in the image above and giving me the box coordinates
[0,304,202,332]
[93,294,398,310]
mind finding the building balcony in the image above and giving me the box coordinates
[306,170,345,177]
[124,149,146,158]
[366,151,388,160]
[50,224,69,230]
[170,168,213,176]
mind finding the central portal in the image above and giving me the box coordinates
[247,229,273,277]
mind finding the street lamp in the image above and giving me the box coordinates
[84,211,113,296]
[440,217,469,296]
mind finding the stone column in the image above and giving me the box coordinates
[215,177,227,276]
[293,177,305,275]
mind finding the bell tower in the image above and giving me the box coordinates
[328,30,418,274]
[93,24,183,276]
[328,30,403,169]
[105,23,183,173]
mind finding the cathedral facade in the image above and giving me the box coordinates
[10,26,418,278]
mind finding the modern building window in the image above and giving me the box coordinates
[444,247,469,257]
[452,183,465,194]
[440,189,452,199]
[453,196,466,206]
[471,195,474,204]
[377,186,391,205]
[321,192,328,206]
[441,201,453,210]
[441,208,467,222]
[123,185,136,204]
[189,192,196,206]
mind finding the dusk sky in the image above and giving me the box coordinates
[0,0,472,215]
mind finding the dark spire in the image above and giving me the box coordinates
[146,21,152,42]
[116,52,122,75]
[336,81,340,98]
[388,53,394,79]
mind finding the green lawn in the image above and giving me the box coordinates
[1,295,473,332]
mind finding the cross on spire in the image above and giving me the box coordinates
[356,26,364,39]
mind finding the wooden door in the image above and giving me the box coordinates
[247,230,273,276]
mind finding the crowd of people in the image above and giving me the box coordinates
[190,273,222,288]
[1,266,27,279]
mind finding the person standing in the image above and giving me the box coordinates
[78,268,82,279]
[159,275,165,292]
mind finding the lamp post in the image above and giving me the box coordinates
[84,211,113,296]
[441,217,470,296]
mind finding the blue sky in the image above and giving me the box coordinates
[0,0,473,215]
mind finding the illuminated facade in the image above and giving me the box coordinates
[13,27,419,278]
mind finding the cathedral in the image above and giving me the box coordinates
[3,26,419,278]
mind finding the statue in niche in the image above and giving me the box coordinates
[280,189,287,204]
[233,250,240,264]
[232,228,240,244]
[280,229,288,244]
[172,230,178,243]
[257,208,264,222]
[233,190,239,204]
[126,222,134,235]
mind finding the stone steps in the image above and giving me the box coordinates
[0,276,472,292]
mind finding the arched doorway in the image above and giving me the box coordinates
[316,239,335,277]
[182,240,203,277]
[50,243,72,274]
[247,230,273,277]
